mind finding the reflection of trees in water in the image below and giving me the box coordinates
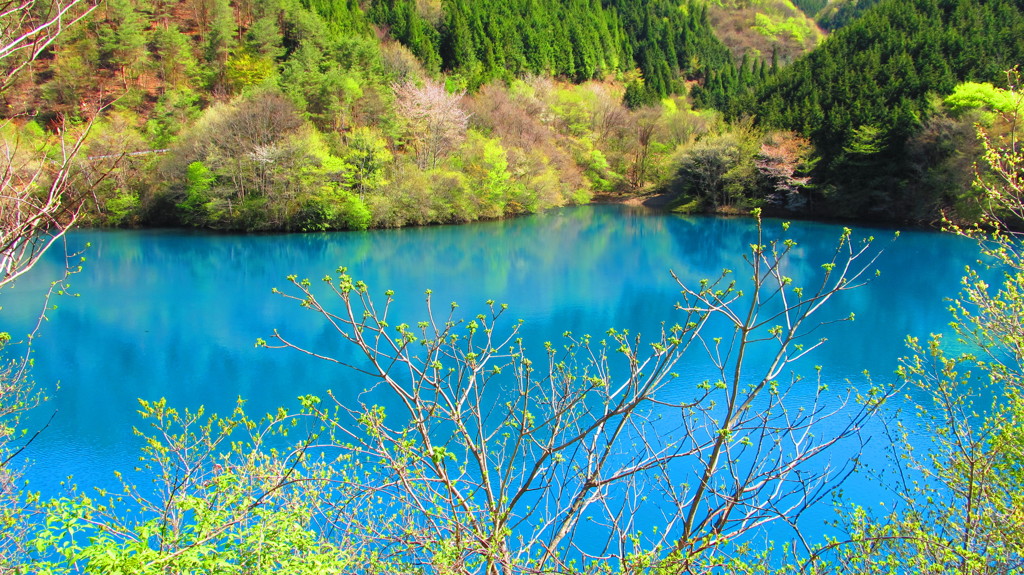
[8,206,982,508]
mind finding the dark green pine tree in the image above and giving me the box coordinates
[365,0,734,102]
[440,0,477,72]
[757,0,1024,221]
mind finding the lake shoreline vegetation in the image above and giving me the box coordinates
[2,0,1024,233]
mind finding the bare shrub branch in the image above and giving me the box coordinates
[266,211,896,572]
[0,0,99,93]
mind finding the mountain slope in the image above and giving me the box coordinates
[707,0,824,64]
[816,0,885,30]
[756,0,1024,219]
[367,0,733,100]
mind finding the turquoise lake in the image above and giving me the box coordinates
[2,204,983,541]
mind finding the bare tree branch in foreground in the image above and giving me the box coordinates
[265,210,898,573]
[0,121,98,288]
[0,0,98,93]
[0,0,101,565]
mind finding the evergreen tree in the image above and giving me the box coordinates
[96,0,148,83]
[367,0,730,98]
[204,0,238,91]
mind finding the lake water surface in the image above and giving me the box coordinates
[3,205,982,541]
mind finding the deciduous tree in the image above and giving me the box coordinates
[394,78,469,169]
[755,130,813,211]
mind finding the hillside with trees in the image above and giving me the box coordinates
[3,0,1024,230]
[814,0,885,29]
[753,0,1024,221]
[1,0,761,231]
[706,0,823,64]
[787,0,886,29]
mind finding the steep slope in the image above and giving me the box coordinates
[791,0,827,14]
[5,0,741,231]
[756,0,1024,219]
[816,0,885,30]
[368,0,734,101]
[707,0,824,64]
[603,0,733,96]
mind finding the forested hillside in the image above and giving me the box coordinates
[2,0,760,231]
[3,0,1023,230]
[369,0,734,101]
[815,0,884,29]
[706,0,823,63]
[369,0,629,86]
[789,0,885,29]
[755,0,1024,221]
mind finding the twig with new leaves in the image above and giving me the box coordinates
[28,398,386,573]
[827,71,1024,575]
[265,210,897,573]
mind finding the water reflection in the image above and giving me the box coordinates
[1,206,982,521]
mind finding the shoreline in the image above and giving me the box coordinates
[589,192,675,208]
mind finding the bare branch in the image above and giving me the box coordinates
[265,215,896,572]
[0,0,99,93]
